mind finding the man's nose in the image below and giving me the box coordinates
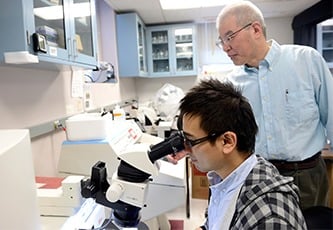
[223,43,231,52]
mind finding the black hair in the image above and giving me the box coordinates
[179,79,258,154]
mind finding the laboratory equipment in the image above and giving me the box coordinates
[36,175,85,216]
[0,130,41,230]
[153,83,184,121]
[81,130,185,228]
[65,113,109,141]
[57,119,187,228]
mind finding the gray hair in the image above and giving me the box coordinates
[216,1,266,37]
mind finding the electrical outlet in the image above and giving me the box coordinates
[53,120,61,129]
[85,100,91,109]
[85,91,91,100]
[84,90,92,110]
[53,120,65,130]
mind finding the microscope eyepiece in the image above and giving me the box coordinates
[148,131,185,162]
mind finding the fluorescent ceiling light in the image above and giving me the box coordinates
[160,0,242,10]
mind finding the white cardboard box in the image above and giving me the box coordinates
[65,113,109,141]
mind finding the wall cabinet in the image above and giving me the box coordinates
[115,13,197,78]
[0,0,98,69]
[317,18,333,68]
[116,13,148,77]
[146,24,197,77]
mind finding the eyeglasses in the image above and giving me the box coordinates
[182,131,219,148]
[216,22,253,48]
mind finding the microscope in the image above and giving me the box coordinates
[81,131,185,229]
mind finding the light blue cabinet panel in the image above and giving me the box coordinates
[0,0,98,69]
[146,24,197,77]
[116,13,197,78]
[116,13,148,77]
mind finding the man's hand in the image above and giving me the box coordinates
[165,150,187,164]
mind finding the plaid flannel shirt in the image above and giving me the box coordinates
[205,156,307,229]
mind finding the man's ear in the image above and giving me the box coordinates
[221,131,237,154]
[251,21,263,39]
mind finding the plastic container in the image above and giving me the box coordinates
[113,105,126,121]
[65,113,108,141]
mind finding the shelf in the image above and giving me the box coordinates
[153,57,169,61]
[176,52,193,58]
[35,0,59,7]
[152,42,168,45]
[176,56,193,60]
[176,43,193,47]
[175,39,193,43]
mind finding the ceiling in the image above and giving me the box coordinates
[105,0,320,25]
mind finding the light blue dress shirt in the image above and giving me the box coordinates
[226,40,333,161]
[207,154,258,230]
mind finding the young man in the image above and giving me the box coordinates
[179,79,306,229]
[216,1,332,210]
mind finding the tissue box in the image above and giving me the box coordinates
[65,113,108,141]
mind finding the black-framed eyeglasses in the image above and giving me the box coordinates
[182,131,220,148]
[216,22,253,48]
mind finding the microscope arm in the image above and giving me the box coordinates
[81,161,143,227]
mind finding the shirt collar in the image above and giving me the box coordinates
[208,154,258,192]
[244,39,280,72]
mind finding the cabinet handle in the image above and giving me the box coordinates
[26,30,30,45]
[73,39,78,58]
[68,38,72,58]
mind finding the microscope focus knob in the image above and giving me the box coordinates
[106,181,125,202]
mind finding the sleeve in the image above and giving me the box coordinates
[312,49,333,149]
[254,217,296,230]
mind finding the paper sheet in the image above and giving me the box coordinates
[71,70,84,98]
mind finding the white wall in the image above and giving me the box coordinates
[0,67,72,175]
[135,76,197,102]
[265,16,294,44]
[0,10,296,176]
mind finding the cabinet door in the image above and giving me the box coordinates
[33,0,97,67]
[0,0,96,69]
[116,13,148,77]
[317,19,333,68]
[138,23,148,74]
[68,0,98,66]
[33,0,70,61]
[147,24,197,77]
[173,27,196,76]
[149,28,171,76]
[321,24,333,66]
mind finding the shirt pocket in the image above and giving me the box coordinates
[285,89,318,125]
